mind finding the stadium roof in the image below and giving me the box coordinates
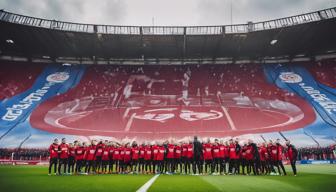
[0,7,336,64]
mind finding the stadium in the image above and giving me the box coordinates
[0,1,336,191]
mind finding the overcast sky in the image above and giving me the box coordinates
[1,0,336,26]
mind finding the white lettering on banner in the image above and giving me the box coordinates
[133,108,223,123]
[299,83,336,114]
[180,110,223,121]
[1,72,70,121]
[134,113,174,123]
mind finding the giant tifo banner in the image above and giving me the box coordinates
[0,62,335,147]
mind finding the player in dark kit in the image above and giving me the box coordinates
[58,138,69,175]
[286,140,298,176]
[192,136,203,175]
[48,138,59,175]
[247,139,260,175]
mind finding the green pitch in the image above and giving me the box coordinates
[0,165,335,192]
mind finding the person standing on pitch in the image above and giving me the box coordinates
[275,139,287,176]
[248,139,260,175]
[58,138,69,175]
[192,136,203,175]
[48,138,59,175]
[286,140,298,176]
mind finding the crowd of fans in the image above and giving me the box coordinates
[51,64,294,103]
[0,62,44,100]
[308,59,336,89]
[297,146,335,160]
[0,148,49,160]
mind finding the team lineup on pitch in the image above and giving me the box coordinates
[47,137,297,177]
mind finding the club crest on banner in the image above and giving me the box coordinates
[46,72,70,83]
[279,72,302,83]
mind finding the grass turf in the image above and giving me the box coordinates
[0,165,335,192]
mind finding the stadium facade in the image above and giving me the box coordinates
[0,8,336,147]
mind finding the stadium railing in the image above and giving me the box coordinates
[0,7,335,35]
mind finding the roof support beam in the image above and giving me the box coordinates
[183,27,186,60]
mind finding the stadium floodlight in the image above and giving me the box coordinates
[270,39,278,45]
[6,39,14,44]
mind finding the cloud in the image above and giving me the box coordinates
[0,0,335,25]
[0,0,127,25]
[195,0,336,25]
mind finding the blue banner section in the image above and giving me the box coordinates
[300,160,335,164]
[0,64,85,128]
[264,64,336,127]
[318,83,336,96]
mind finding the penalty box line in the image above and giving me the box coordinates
[136,174,160,192]
[220,106,237,131]
[217,95,237,131]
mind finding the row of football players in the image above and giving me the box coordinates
[48,137,297,176]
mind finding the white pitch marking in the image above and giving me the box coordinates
[123,107,132,119]
[124,113,136,132]
[111,92,118,106]
[217,94,237,131]
[65,99,80,114]
[221,105,237,131]
[123,107,140,119]
[136,174,160,192]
